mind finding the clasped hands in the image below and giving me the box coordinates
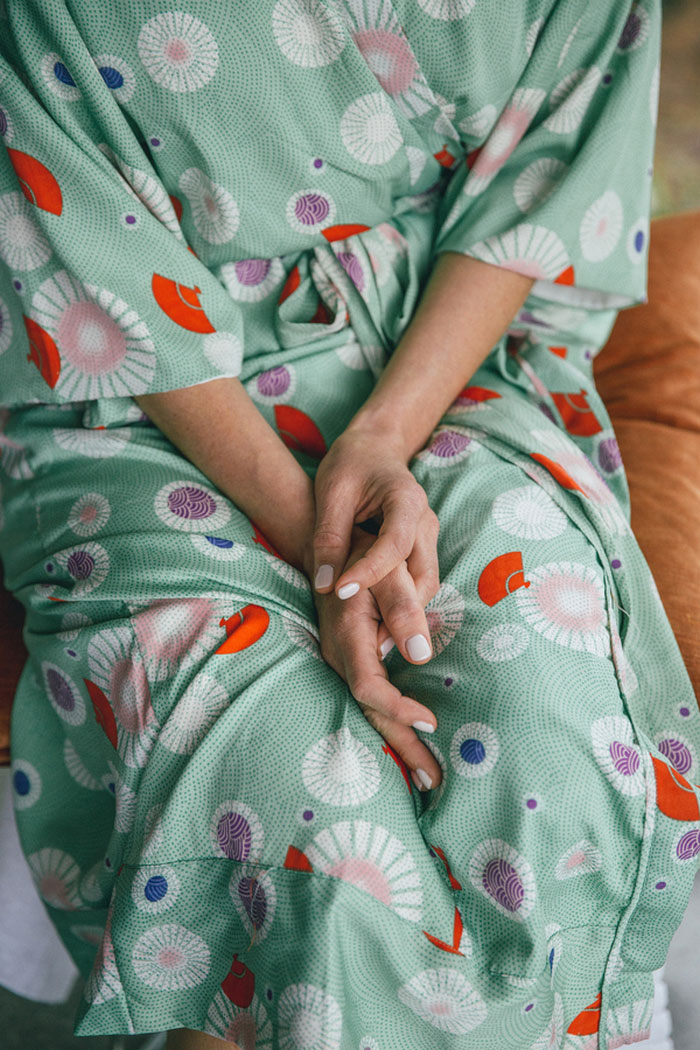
[298,424,443,794]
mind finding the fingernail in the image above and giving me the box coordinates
[406,634,432,661]
[410,770,425,792]
[412,720,435,734]
[379,637,395,660]
[415,767,433,790]
[337,581,360,600]
[314,564,334,590]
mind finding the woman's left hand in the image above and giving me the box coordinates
[311,425,441,665]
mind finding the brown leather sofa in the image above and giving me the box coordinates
[1,210,699,766]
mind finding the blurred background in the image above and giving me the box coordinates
[0,2,698,1048]
[651,0,699,217]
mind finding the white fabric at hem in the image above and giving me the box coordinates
[0,767,78,1003]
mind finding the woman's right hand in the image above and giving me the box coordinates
[303,524,443,793]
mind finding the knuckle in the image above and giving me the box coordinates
[384,594,421,625]
[313,525,346,551]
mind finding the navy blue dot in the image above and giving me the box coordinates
[205,535,234,548]
[53,61,76,86]
[444,676,454,687]
[634,230,645,252]
[144,874,168,902]
[13,770,30,796]
[525,1003,534,1012]
[66,649,77,659]
[603,73,613,85]
[266,988,273,1000]
[302,809,314,821]
[0,109,7,136]
[548,947,555,971]
[45,562,54,573]
[107,781,115,794]
[13,279,22,292]
[105,857,111,868]
[460,738,485,764]
[99,66,124,90]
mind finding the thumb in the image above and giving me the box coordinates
[312,478,357,593]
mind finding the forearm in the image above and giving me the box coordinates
[346,252,535,460]
[134,378,315,572]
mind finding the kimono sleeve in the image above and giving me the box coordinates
[432,0,661,312]
[0,52,245,409]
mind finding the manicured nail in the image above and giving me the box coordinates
[379,637,395,660]
[415,767,433,790]
[406,634,432,661]
[314,564,334,590]
[337,581,360,600]
[412,720,435,734]
[410,770,425,792]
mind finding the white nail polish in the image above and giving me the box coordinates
[406,633,432,661]
[314,564,334,589]
[410,769,424,792]
[415,767,433,790]
[337,581,360,600]
[379,637,395,660]
[412,720,435,734]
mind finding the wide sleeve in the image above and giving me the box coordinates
[431,0,661,312]
[0,47,245,410]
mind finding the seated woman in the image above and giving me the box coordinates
[1,1,698,1048]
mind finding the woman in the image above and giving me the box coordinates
[1,1,698,1047]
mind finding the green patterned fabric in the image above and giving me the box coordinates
[2,1,699,1047]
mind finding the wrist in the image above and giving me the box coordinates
[344,404,417,463]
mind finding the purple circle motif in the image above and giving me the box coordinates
[634,230,645,253]
[216,811,252,860]
[611,558,622,569]
[680,707,691,718]
[237,876,267,929]
[598,437,622,473]
[235,258,270,286]
[313,158,323,169]
[655,881,667,890]
[150,137,160,147]
[482,858,524,912]
[168,486,217,520]
[659,738,693,775]
[676,830,700,860]
[338,251,364,292]
[609,740,640,776]
[125,214,137,225]
[431,431,471,458]
[619,10,642,50]
[67,550,95,579]
[46,668,75,711]
[257,367,291,398]
[295,193,330,226]
[13,279,22,292]
[302,809,314,821]
[444,677,454,687]
[526,798,538,810]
